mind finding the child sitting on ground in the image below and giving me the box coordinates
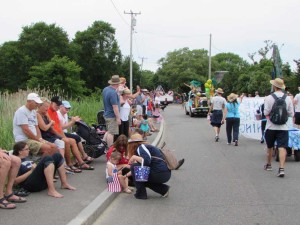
[106,151,132,194]
[140,114,150,140]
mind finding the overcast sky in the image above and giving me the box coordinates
[1,0,299,72]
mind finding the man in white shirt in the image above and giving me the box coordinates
[13,93,57,156]
[263,78,294,177]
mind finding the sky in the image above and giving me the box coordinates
[1,0,299,72]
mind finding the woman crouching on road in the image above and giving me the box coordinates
[127,133,171,199]
[13,141,76,198]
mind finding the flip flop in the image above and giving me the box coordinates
[0,197,16,209]
[5,193,27,203]
[78,163,94,170]
[69,165,82,173]
[82,156,94,164]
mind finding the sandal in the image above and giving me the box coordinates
[78,163,94,170]
[82,156,94,164]
[5,193,27,203]
[123,188,132,194]
[0,197,16,209]
[69,165,82,173]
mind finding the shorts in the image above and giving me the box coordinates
[265,129,289,148]
[210,110,223,128]
[26,139,43,156]
[54,139,65,149]
[105,117,119,135]
[295,112,300,125]
[65,132,82,143]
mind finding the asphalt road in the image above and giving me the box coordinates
[93,104,300,225]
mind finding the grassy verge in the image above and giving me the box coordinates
[0,90,103,150]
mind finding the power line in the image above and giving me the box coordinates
[110,0,129,26]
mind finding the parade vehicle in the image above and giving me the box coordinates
[184,92,209,117]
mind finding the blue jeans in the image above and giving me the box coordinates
[225,117,240,143]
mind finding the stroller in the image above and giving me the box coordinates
[75,120,108,158]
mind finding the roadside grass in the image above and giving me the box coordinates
[0,90,103,150]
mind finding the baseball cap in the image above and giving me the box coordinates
[62,100,71,108]
[50,96,62,106]
[27,93,42,104]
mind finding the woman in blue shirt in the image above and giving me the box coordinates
[222,93,242,146]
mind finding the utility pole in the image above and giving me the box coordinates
[208,33,212,80]
[139,57,147,85]
[124,10,141,92]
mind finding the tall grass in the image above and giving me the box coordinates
[0,90,103,150]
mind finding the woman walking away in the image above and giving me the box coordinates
[222,93,242,146]
[127,133,171,200]
[209,88,227,142]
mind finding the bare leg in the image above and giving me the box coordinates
[44,163,64,198]
[104,132,114,147]
[278,147,286,168]
[5,155,21,197]
[118,174,130,193]
[266,147,273,165]
[57,164,76,190]
[62,138,72,166]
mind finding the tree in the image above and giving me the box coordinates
[72,21,122,91]
[119,56,141,90]
[156,48,210,92]
[27,56,86,97]
[0,41,31,92]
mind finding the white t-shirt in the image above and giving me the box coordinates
[57,110,69,133]
[294,93,300,112]
[120,100,131,121]
[211,96,227,110]
[13,105,38,142]
[154,96,160,105]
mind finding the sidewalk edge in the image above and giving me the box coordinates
[67,120,164,225]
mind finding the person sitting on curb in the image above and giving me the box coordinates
[0,149,26,209]
[57,100,94,164]
[48,96,94,171]
[13,141,76,198]
[13,93,58,157]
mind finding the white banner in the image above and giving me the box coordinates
[239,97,294,140]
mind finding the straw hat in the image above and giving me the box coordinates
[128,133,144,143]
[227,93,239,102]
[215,88,224,94]
[270,78,285,89]
[108,75,121,85]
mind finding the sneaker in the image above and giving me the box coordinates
[260,138,264,144]
[277,168,285,177]
[215,136,219,142]
[264,164,272,171]
[227,142,231,145]
[234,140,238,146]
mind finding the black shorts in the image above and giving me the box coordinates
[295,112,300,125]
[65,132,81,143]
[265,129,289,148]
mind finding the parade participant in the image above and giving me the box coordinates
[222,93,242,146]
[208,88,227,142]
[263,78,294,177]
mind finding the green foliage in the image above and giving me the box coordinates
[0,90,103,150]
[72,21,122,91]
[28,56,86,98]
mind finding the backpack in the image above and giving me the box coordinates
[269,93,288,125]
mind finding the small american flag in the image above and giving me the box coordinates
[107,168,121,192]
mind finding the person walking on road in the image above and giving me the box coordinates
[222,93,242,146]
[263,78,294,177]
[208,88,227,142]
[293,86,300,128]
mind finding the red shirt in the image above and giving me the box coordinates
[106,146,129,165]
[47,107,63,135]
